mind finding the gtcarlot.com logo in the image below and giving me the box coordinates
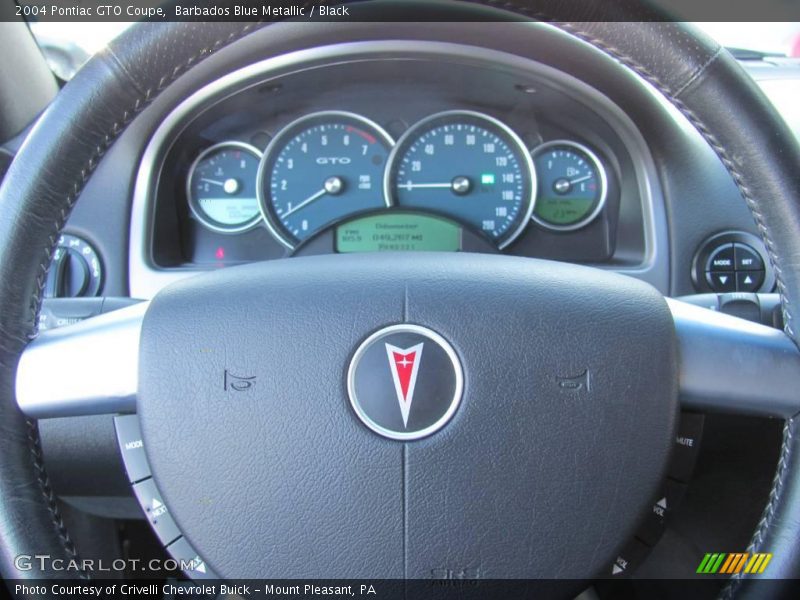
[14,554,196,573]
[696,552,772,575]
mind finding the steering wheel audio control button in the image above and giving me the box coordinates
[114,415,150,483]
[693,232,775,293]
[609,538,650,578]
[734,243,765,271]
[668,412,704,483]
[707,244,735,271]
[133,478,181,546]
[706,271,736,293]
[737,270,765,293]
[348,324,463,441]
[166,537,217,580]
[705,252,765,291]
[636,479,688,546]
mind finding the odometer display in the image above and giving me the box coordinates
[386,111,535,249]
[336,213,462,253]
[258,111,393,248]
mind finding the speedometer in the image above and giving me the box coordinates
[385,111,535,249]
[258,111,394,248]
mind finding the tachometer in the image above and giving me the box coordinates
[187,142,263,234]
[531,140,607,231]
[258,111,394,248]
[385,111,535,249]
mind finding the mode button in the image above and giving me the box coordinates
[707,244,735,271]
[114,415,150,483]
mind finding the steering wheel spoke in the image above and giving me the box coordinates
[15,302,147,419]
[669,298,800,418]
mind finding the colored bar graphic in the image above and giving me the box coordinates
[698,553,772,574]
[734,553,749,573]
[711,554,726,573]
[697,553,713,573]
[720,554,736,574]
[697,554,721,574]
[720,553,748,574]
[759,554,773,573]
[744,553,773,574]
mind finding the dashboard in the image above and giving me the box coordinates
[24,26,788,306]
[182,108,608,253]
[9,20,797,584]
[136,41,652,296]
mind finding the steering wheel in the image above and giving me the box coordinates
[2,4,800,597]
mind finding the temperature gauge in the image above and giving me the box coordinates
[187,142,263,233]
[531,140,607,231]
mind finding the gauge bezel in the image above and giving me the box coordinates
[530,139,608,232]
[186,141,264,234]
[384,110,536,250]
[257,110,395,249]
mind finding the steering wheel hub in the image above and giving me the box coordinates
[136,253,678,579]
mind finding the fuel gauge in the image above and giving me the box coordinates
[531,140,607,231]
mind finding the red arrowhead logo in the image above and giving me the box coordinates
[385,342,424,427]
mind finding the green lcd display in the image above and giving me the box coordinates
[336,213,462,253]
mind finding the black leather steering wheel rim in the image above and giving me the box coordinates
[1,4,799,595]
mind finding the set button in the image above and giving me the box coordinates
[706,243,766,293]
[735,243,764,271]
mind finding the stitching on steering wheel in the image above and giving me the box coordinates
[535,18,798,596]
[25,421,88,580]
[721,420,795,597]
[544,22,797,597]
[476,3,798,340]
[25,22,263,342]
[478,4,798,591]
[22,20,274,579]
[466,3,797,592]
[536,22,798,596]
[19,7,795,588]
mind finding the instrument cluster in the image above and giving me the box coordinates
[184,109,610,253]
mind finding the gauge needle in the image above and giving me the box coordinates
[402,176,471,196]
[201,178,224,185]
[283,188,327,218]
[569,174,592,185]
[401,182,453,190]
[282,176,344,218]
